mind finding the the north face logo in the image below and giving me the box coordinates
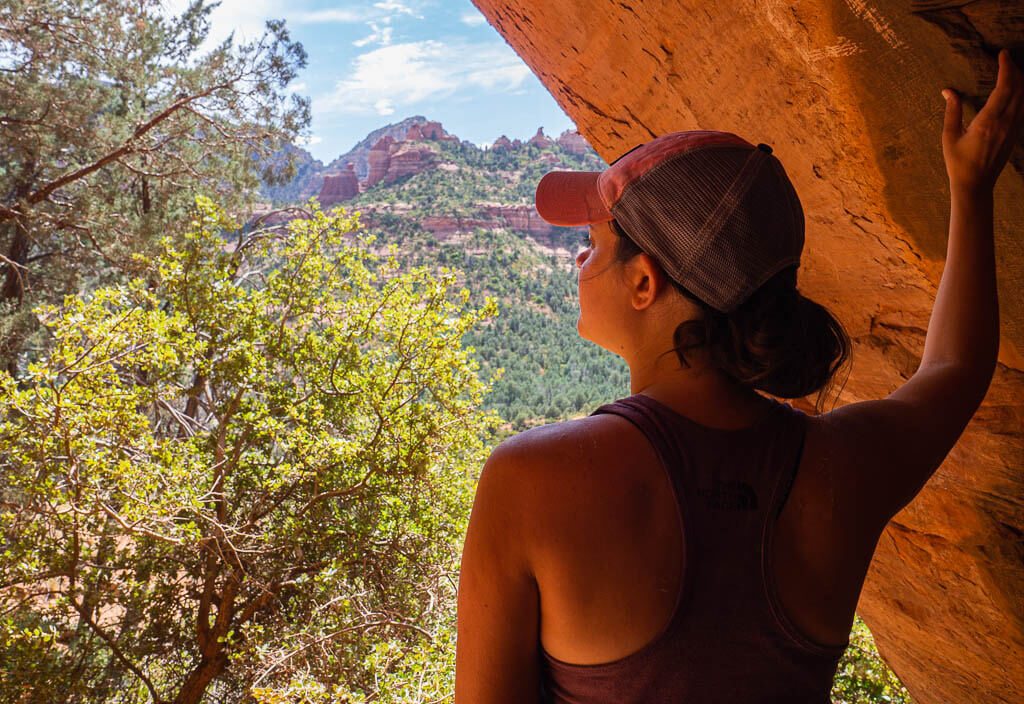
[696,480,758,510]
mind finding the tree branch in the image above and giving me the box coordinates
[72,595,165,704]
[20,80,235,210]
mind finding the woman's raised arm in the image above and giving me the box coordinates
[923,48,1024,379]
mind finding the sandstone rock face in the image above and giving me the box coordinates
[317,163,359,207]
[366,136,397,188]
[472,1,1024,702]
[327,116,429,181]
[492,135,514,151]
[481,203,564,238]
[420,120,459,142]
[370,203,581,241]
[365,135,439,187]
[557,129,590,155]
[527,127,555,148]
[405,123,425,141]
[384,143,437,184]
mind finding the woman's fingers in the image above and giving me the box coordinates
[940,49,1023,192]
[981,50,1017,117]
[942,89,963,148]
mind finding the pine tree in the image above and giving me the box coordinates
[0,0,310,373]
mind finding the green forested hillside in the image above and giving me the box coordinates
[304,135,633,428]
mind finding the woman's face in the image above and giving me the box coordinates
[575,220,633,354]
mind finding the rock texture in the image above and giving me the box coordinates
[317,163,359,207]
[371,204,580,241]
[366,136,398,188]
[527,127,555,148]
[327,115,431,180]
[492,135,514,151]
[364,125,446,188]
[383,142,437,184]
[557,129,590,155]
[471,1,1024,702]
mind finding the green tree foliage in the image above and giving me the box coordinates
[832,616,913,703]
[0,199,498,703]
[0,0,310,372]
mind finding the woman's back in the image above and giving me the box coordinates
[524,392,863,702]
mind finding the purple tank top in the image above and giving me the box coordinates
[540,393,847,703]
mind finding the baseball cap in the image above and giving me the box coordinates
[534,130,804,313]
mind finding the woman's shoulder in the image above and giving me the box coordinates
[487,411,639,473]
[480,412,660,528]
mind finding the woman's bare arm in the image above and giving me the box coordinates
[816,50,1024,526]
[920,49,1023,382]
[456,440,542,704]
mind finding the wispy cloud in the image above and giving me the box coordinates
[313,40,531,117]
[460,12,486,26]
[373,0,420,20]
[353,22,394,47]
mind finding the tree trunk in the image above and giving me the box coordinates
[1,218,29,303]
[173,650,228,704]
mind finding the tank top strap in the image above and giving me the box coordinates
[590,395,689,478]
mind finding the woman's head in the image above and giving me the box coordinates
[607,218,851,413]
[538,129,851,411]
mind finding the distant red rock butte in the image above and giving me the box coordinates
[315,121,592,207]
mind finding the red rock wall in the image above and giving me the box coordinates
[413,204,576,240]
[527,126,554,148]
[384,143,437,184]
[317,164,359,207]
[471,1,1024,702]
[366,136,396,188]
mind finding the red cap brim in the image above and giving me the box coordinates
[534,171,612,226]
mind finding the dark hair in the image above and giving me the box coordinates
[610,220,851,414]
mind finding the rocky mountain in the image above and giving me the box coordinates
[325,115,442,180]
[260,118,601,217]
[321,121,602,244]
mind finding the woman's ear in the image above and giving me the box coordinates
[626,252,669,311]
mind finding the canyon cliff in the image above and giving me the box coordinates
[470,1,1024,702]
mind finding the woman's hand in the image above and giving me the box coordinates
[942,49,1024,196]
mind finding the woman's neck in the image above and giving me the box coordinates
[627,351,770,428]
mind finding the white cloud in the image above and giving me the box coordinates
[313,40,531,117]
[373,0,419,19]
[291,82,307,92]
[160,0,369,52]
[293,8,369,23]
[161,0,290,46]
[460,12,486,26]
[353,23,393,47]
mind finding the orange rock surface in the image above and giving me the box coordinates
[317,163,359,207]
[471,1,1024,701]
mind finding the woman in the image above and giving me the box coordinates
[456,49,1024,703]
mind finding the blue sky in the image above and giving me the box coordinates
[176,0,578,161]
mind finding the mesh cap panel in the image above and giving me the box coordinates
[610,144,804,313]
